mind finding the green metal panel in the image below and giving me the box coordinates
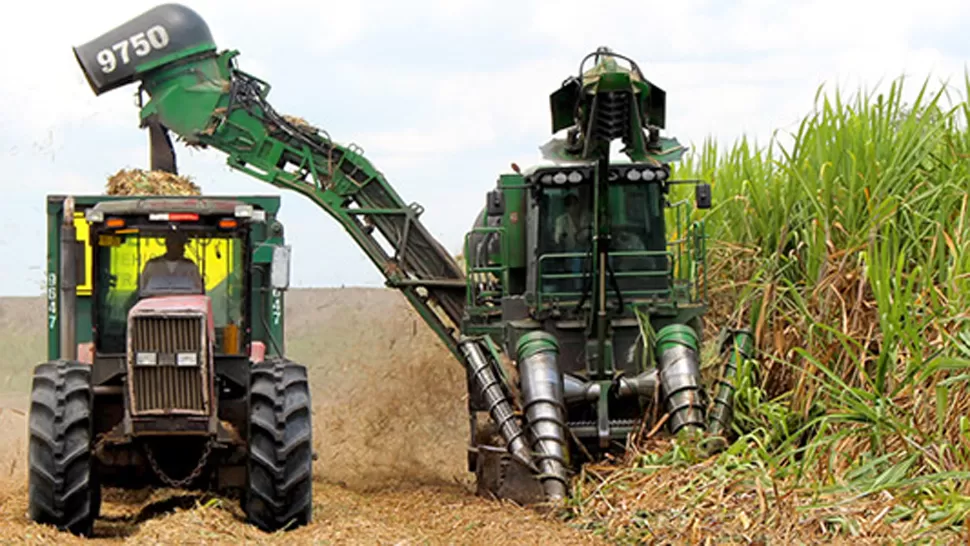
[45,199,59,361]
[250,219,286,356]
[499,174,526,269]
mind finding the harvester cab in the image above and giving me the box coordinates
[30,193,314,536]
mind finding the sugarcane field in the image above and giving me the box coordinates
[0,1,969,544]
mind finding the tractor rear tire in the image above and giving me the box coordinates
[27,360,100,537]
[244,357,313,532]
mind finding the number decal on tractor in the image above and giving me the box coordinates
[271,289,282,326]
[47,272,57,330]
[96,25,171,73]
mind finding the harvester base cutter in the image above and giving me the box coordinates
[474,445,549,505]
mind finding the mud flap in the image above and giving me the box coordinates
[474,445,546,505]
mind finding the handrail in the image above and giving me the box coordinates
[463,226,507,310]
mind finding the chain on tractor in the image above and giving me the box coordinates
[143,439,217,489]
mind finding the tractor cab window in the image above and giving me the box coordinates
[537,182,668,300]
[138,232,205,296]
[94,228,246,355]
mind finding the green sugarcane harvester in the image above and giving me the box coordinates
[63,1,757,522]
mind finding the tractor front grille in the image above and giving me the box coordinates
[129,315,207,414]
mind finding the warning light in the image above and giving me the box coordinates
[149,212,200,221]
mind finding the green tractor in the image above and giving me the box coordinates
[69,3,755,511]
[30,194,313,535]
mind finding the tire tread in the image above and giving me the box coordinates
[244,357,313,532]
[27,359,99,536]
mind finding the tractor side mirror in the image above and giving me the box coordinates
[271,245,291,290]
[486,190,505,217]
[695,183,712,209]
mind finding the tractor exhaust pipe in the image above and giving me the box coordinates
[460,338,535,470]
[516,331,569,500]
[655,324,706,434]
[59,197,77,361]
[708,329,755,437]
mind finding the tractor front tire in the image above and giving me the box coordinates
[244,357,313,532]
[27,360,100,537]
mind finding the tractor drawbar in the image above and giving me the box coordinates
[655,324,706,434]
[516,331,569,500]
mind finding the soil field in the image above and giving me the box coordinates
[0,288,602,545]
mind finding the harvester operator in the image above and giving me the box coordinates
[552,192,591,292]
[554,193,591,250]
[139,231,204,292]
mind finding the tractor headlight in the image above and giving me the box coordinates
[626,169,642,181]
[135,352,157,366]
[176,352,198,367]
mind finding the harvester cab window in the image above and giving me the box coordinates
[95,229,246,355]
[607,183,669,295]
[538,186,593,295]
[551,190,593,251]
[537,182,669,299]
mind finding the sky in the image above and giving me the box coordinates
[0,0,968,296]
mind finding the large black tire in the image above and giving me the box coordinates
[244,357,313,532]
[27,360,101,536]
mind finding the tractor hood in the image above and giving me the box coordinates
[130,294,211,316]
[128,294,215,336]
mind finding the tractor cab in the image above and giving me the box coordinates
[70,196,290,423]
[83,198,265,358]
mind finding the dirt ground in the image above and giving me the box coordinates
[0,288,602,545]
